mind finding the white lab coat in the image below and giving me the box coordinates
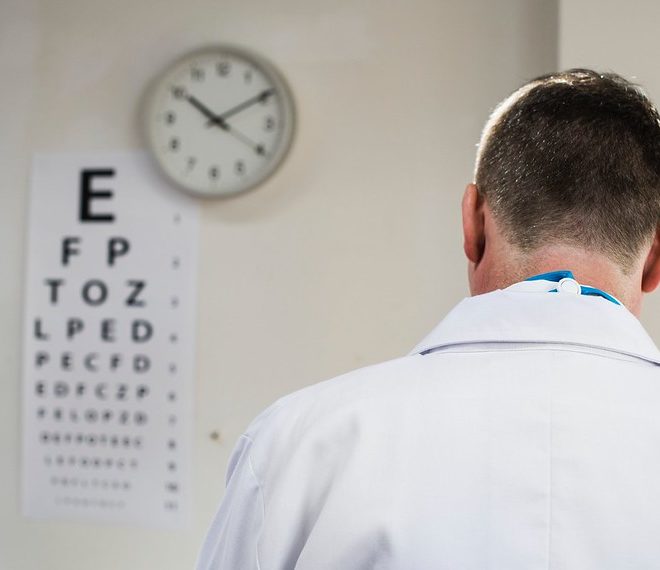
[197,278,660,569]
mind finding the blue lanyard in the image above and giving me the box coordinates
[525,270,621,306]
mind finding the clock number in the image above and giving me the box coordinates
[169,137,180,152]
[191,66,205,81]
[165,111,176,125]
[216,61,231,77]
[172,86,186,100]
[235,160,246,175]
[256,144,266,157]
[264,116,276,131]
[209,166,220,180]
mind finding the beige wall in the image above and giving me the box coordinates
[559,0,660,340]
[0,1,557,568]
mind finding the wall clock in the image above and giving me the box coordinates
[144,45,296,198]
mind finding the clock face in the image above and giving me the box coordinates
[144,46,295,197]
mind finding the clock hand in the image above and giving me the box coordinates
[185,92,266,155]
[218,122,267,156]
[185,94,219,124]
[206,88,276,126]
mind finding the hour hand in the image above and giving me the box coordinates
[185,94,220,124]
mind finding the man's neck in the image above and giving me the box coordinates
[474,245,644,316]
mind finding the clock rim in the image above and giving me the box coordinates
[141,44,296,199]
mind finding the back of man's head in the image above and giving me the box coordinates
[475,69,660,275]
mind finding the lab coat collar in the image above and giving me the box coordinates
[411,279,660,365]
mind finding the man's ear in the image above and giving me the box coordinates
[641,226,660,293]
[462,183,486,265]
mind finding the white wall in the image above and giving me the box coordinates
[0,1,557,568]
[560,0,660,340]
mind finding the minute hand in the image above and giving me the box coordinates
[215,88,275,122]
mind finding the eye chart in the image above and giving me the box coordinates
[22,152,199,528]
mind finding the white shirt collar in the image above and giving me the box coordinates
[410,279,660,365]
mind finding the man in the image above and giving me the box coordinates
[197,69,660,569]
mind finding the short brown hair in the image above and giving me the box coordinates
[475,69,660,273]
